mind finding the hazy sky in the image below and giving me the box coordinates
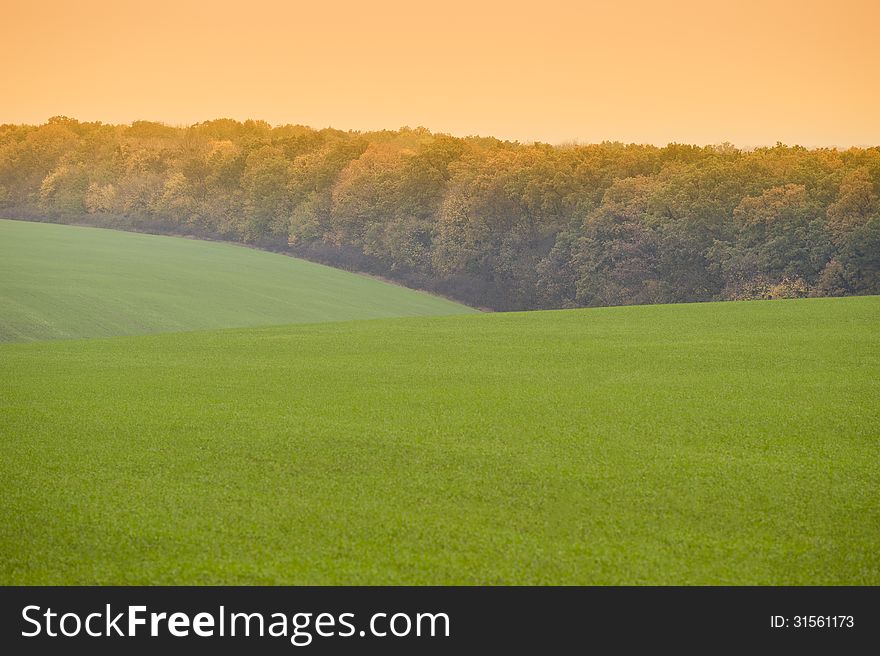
[3,0,878,146]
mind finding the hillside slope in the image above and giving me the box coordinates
[1,297,877,584]
[0,219,474,342]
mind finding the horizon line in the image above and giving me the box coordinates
[3,115,878,152]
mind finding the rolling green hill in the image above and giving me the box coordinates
[0,219,474,342]
[1,296,877,584]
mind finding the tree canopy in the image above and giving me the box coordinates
[2,117,878,309]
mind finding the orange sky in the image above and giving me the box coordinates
[2,0,878,146]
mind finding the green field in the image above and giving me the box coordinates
[1,294,877,584]
[0,219,474,342]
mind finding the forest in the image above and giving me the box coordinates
[2,116,878,310]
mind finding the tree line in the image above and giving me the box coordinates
[2,116,878,310]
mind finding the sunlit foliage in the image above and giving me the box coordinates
[2,118,878,309]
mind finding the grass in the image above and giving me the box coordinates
[0,218,474,342]
[1,296,877,584]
